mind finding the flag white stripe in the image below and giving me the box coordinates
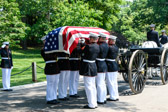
[66,27,109,40]
[58,26,67,50]
[67,33,91,53]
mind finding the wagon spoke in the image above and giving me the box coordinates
[139,55,145,68]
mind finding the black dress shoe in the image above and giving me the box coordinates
[58,97,69,101]
[107,98,119,101]
[97,101,105,104]
[2,89,13,91]
[64,97,69,100]
[104,101,107,104]
[83,105,96,109]
[69,94,79,98]
[53,99,60,103]
[47,100,60,104]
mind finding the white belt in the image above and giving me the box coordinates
[96,58,105,61]
[1,57,10,59]
[45,60,57,64]
[57,57,69,60]
[106,59,115,62]
[83,59,95,63]
[69,58,80,60]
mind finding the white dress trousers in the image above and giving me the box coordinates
[106,72,119,100]
[2,68,12,89]
[84,76,97,108]
[58,71,70,98]
[96,73,107,102]
[69,71,79,95]
[46,74,60,101]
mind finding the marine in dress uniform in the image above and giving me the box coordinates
[69,42,81,97]
[147,24,162,47]
[159,30,168,45]
[41,36,60,104]
[106,35,119,101]
[0,42,13,91]
[58,52,70,100]
[69,38,85,98]
[96,32,109,104]
[80,32,100,109]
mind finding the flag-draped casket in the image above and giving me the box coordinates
[44,26,110,54]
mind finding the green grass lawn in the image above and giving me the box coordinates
[0,47,46,88]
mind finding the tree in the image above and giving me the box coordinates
[147,0,168,28]
[16,0,104,47]
[50,1,103,28]
[0,0,29,46]
[83,0,123,30]
[112,1,146,42]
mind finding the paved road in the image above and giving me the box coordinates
[0,74,168,112]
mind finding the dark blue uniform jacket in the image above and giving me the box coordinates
[69,44,81,71]
[0,48,13,68]
[159,35,168,44]
[41,49,60,75]
[57,52,70,71]
[106,45,119,72]
[80,43,100,77]
[147,30,161,47]
[96,42,109,73]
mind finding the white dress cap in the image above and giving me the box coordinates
[99,32,108,38]
[149,24,155,28]
[3,42,9,45]
[109,35,117,40]
[41,36,46,41]
[161,30,166,33]
[89,32,99,38]
[1,42,9,48]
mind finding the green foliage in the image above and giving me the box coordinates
[0,0,29,44]
[1,0,167,46]
[112,1,144,42]
[16,0,105,44]
[84,0,123,30]
[51,1,103,28]
[113,0,168,42]
[147,0,168,28]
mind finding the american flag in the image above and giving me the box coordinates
[44,26,110,54]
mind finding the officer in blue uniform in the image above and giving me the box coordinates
[160,30,168,45]
[0,42,13,91]
[58,52,70,101]
[96,32,109,104]
[41,36,60,104]
[80,32,100,109]
[147,24,162,47]
[106,35,119,101]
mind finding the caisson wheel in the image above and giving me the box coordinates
[160,49,168,84]
[122,72,129,83]
[128,50,147,94]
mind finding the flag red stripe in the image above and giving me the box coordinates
[61,26,110,54]
[63,27,110,51]
[69,38,80,53]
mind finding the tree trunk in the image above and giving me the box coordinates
[21,39,27,50]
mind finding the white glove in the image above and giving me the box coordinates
[79,38,85,44]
